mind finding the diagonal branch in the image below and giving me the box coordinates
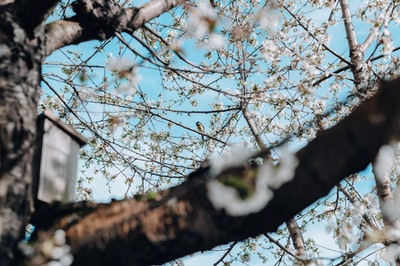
[44,20,85,56]
[44,0,185,56]
[339,0,368,95]
[28,77,400,265]
[339,0,358,52]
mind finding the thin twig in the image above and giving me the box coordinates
[213,241,238,266]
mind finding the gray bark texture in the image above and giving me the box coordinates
[0,2,51,264]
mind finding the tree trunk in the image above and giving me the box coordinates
[0,6,43,265]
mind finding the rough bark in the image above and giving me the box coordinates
[286,218,306,257]
[27,77,400,266]
[339,0,368,96]
[44,0,185,56]
[0,3,49,265]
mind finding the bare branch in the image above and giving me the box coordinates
[213,241,238,266]
[339,0,368,95]
[127,0,185,30]
[339,0,358,52]
[265,233,304,261]
[44,20,84,56]
[286,218,306,257]
[44,0,185,57]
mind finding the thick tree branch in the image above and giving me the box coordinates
[44,20,85,56]
[44,0,185,57]
[14,0,59,38]
[29,77,400,265]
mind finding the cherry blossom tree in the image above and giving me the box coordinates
[1,0,400,265]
